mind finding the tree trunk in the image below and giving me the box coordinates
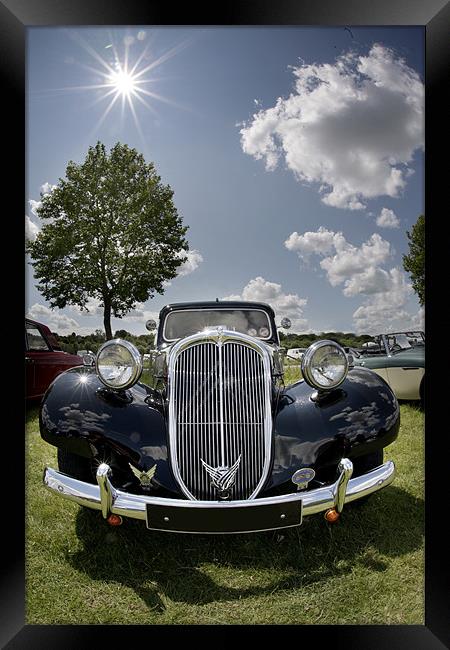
[103,298,113,340]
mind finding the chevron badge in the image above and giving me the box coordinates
[129,462,157,487]
[200,455,242,492]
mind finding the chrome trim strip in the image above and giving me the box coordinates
[218,339,225,467]
[43,459,396,533]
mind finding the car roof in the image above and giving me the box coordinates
[158,301,276,320]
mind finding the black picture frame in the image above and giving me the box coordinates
[3,0,449,647]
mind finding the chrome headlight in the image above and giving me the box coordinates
[301,340,348,391]
[96,339,142,390]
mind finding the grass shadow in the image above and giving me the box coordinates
[69,484,423,609]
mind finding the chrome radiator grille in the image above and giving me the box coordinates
[168,334,272,501]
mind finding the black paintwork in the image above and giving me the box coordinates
[156,301,279,348]
[40,363,400,498]
[40,366,180,493]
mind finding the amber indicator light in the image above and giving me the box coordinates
[107,514,123,526]
[324,508,340,523]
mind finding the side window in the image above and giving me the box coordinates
[26,325,50,351]
[387,336,396,349]
[373,336,384,354]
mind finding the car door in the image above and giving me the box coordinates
[383,337,424,400]
[385,356,424,400]
[26,322,54,398]
[25,321,73,399]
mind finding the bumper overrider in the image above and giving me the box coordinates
[43,458,395,534]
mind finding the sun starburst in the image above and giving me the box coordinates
[60,30,193,145]
[108,67,138,97]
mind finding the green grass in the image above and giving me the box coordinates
[26,398,424,625]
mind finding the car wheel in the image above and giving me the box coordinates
[419,375,425,410]
[57,448,96,484]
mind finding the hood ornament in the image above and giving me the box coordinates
[129,462,157,487]
[200,455,241,499]
[216,325,225,345]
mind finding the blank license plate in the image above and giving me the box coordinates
[146,499,302,533]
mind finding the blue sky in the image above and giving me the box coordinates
[26,26,424,336]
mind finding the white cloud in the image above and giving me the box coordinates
[286,228,392,288]
[177,249,203,277]
[320,233,391,287]
[29,199,41,217]
[240,44,424,210]
[27,303,80,333]
[285,227,416,332]
[285,226,338,260]
[68,297,159,330]
[118,302,158,324]
[223,276,309,332]
[27,183,56,222]
[163,249,204,288]
[25,215,40,241]
[69,297,103,316]
[352,268,413,333]
[41,182,56,195]
[342,267,392,297]
[411,306,425,331]
[376,207,400,228]
[120,307,160,325]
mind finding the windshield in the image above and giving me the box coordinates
[386,333,412,352]
[390,331,425,347]
[360,331,425,356]
[163,309,272,341]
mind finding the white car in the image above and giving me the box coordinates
[286,347,306,360]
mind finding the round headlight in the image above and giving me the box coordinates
[96,339,142,390]
[301,340,348,391]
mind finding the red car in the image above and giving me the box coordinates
[25,318,83,401]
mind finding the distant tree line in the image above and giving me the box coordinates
[279,332,373,350]
[53,329,155,356]
[53,329,371,356]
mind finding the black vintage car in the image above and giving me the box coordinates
[41,301,400,534]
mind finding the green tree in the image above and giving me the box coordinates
[27,142,189,339]
[114,329,131,338]
[403,214,425,306]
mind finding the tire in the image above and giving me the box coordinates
[352,449,383,477]
[57,448,95,484]
[419,376,425,410]
[57,449,102,523]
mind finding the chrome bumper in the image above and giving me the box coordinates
[43,458,395,533]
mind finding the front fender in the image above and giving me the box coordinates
[39,366,179,492]
[268,366,400,488]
